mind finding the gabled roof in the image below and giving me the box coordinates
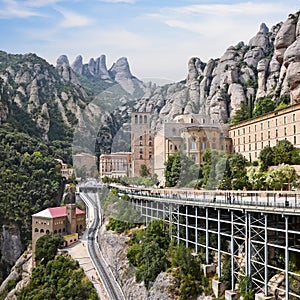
[32,206,85,219]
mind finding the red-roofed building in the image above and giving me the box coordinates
[32,204,86,262]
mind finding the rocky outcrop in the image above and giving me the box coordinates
[0,225,23,267]
[134,11,300,126]
[0,51,91,140]
[0,251,32,299]
[109,57,144,95]
[99,226,175,300]
[279,12,300,104]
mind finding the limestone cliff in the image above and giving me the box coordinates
[135,11,300,127]
[99,227,176,300]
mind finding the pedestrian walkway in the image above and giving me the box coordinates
[66,240,109,300]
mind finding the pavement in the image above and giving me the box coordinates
[65,240,109,300]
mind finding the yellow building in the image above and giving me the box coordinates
[32,204,86,262]
[154,114,232,184]
[229,103,300,162]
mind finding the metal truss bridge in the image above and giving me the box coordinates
[83,184,300,300]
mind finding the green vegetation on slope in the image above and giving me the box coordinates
[17,255,98,300]
[125,219,208,299]
[17,234,98,300]
[0,124,69,282]
[164,150,249,190]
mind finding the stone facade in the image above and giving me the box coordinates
[229,103,300,162]
[131,112,154,176]
[154,114,232,183]
[99,152,131,178]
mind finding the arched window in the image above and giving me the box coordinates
[144,115,147,123]
[139,115,143,124]
[149,141,152,146]
[58,229,61,233]
[139,135,143,140]
[54,230,57,234]
[35,228,39,232]
[46,230,50,234]
[80,224,83,230]
[40,229,44,233]
[135,115,138,124]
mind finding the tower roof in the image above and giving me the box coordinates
[32,206,85,219]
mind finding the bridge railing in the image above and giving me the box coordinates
[114,185,300,210]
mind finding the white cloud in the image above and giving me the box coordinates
[25,0,64,8]
[98,0,136,3]
[58,9,94,28]
[0,0,41,18]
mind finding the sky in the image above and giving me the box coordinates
[0,0,299,82]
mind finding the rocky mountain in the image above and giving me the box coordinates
[0,51,89,141]
[1,11,300,148]
[134,11,300,128]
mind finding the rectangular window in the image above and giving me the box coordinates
[261,132,263,140]
[249,136,251,143]
[284,127,287,136]
[275,119,277,126]
[293,114,296,122]
[268,131,270,139]
[294,136,297,145]
[294,125,296,134]
[261,123,263,130]
[284,116,286,124]
[276,129,278,137]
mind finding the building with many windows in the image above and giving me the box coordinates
[99,152,131,178]
[229,103,300,162]
[154,114,232,183]
[32,204,86,263]
[131,112,154,176]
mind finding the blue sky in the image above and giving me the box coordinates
[0,0,299,81]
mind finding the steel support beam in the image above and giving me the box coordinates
[218,209,221,278]
[231,210,235,291]
[285,216,289,300]
[206,208,209,264]
[264,214,268,296]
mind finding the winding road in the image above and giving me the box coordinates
[79,187,125,300]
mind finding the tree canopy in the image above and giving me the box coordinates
[17,256,98,300]
[35,234,64,265]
